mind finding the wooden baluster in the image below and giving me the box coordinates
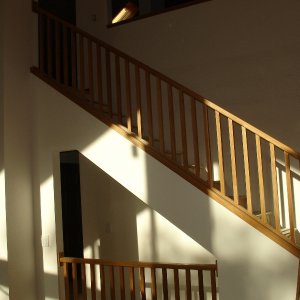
[39,13,45,73]
[90,264,96,300]
[156,78,165,153]
[125,60,132,131]
[55,20,61,83]
[63,263,70,300]
[47,17,53,77]
[110,266,116,300]
[270,143,281,231]
[81,263,87,300]
[96,44,104,112]
[135,65,142,138]
[203,105,213,186]
[174,269,180,300]
[191,98,200,176]
[139,267,146,300]
[228,119,239,205]
[72,263,78,300]
[151,268,157,300]
[100,265,106,300]
[119,266,126,300]
[79,34,85,93]
[185,269,192,300]
[70,29,76,88]
[88,40,94,102]
[215,111,225,194]
[198,270,204,300]
[179,91,188,168]
[162,268,169,300]
[211,270,217,300]
[168,84,177,161]
[105,49,112,118]
[129,267,136,300]
[285,151,296,243]
[255,135,267,223]
[115,55,122,124]
[146,71,153,144]
[63,25,69,86]
[242,127,252,212]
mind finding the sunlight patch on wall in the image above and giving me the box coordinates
[0,286,9,298]
[40,175,58,275]
[136,207,215,264]
[81,130,149,203]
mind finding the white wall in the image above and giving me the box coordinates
[76,0,300,151]
[79,154,215,264]
[31,76,299,300]
[1,0,37,299]
[0,1,9,298]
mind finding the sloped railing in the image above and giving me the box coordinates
[59,256,218,300]
[31,5,300,257]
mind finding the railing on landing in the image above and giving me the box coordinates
[59,256,218,300]
[31,5,300,257]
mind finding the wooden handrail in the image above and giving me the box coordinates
[59,256,218,299]
[32,5,300,257]
[60,257,218,271]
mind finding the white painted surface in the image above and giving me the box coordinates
[1,0,37,299]
[0,1,9,298]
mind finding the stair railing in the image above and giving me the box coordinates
[32,5,300,256]
[59,256,218,300]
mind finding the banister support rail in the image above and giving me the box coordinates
[32,5,300,257]
[59,256,218,300]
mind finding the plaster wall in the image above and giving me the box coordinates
[76,0,300,151]
[0,0,9,298]
[31,76,299,300]
[79,154,215,263]
[1,0,37,299]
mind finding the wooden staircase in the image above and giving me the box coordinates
[32,4,300,259]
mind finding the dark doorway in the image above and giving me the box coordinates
[60,151,83,258]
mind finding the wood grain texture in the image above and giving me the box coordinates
[179,91,188,168]
[270,143,281,231]
[256,135,267,223]
[146,70,153,144]
[228,119,239,205]
[96,44,103,111]
[191,98,200,176]
[140,267,146,300]
[105,49,112,117]
[87,40,94,102]
[125,60,132,131]
[285,151,296,243]
[156,78,165,153]
[135,65,142,138]
[168,84,176,161]
[203,105,213,186]
[215,111,225,194]
[242,126,252,213]
[115,55,122,123]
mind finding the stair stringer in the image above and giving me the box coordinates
[32,75,298,300]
